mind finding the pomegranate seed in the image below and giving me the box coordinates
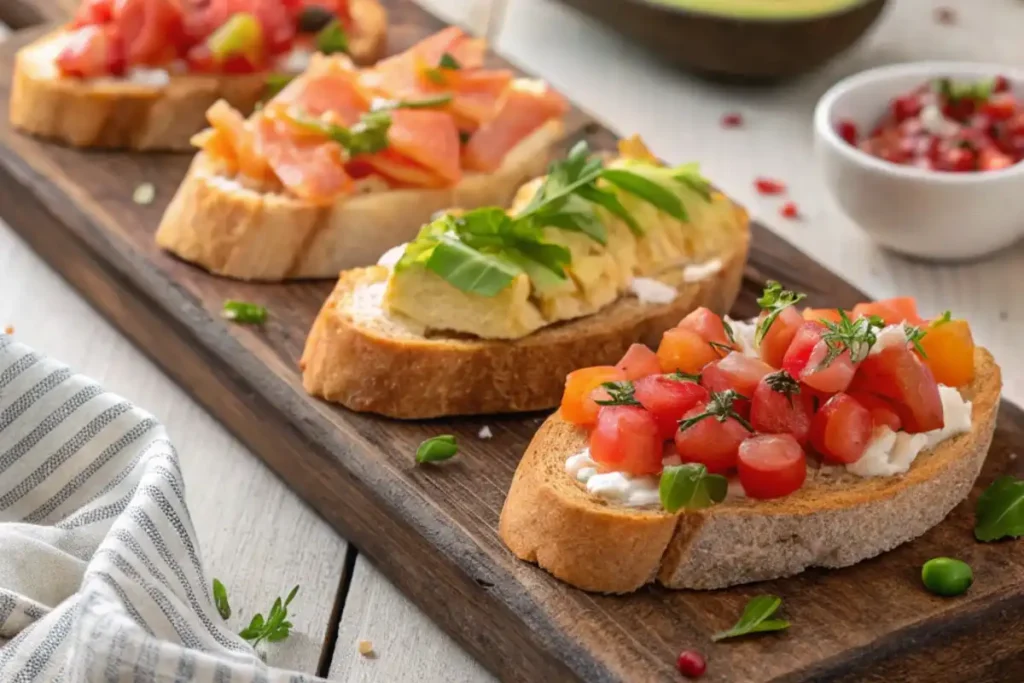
[780,201,799,219]
[836,119,858,145]
[993,75,1011,93]
[754,177,786,195]
[721,112,744,128]
[676,650,706,678]
[934,7,956,24]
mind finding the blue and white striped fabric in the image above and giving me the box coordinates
[0,334,323,682]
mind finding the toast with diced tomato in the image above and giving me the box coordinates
[498,346,1001,594]
[9,0,387,151]
[300,221,748,418]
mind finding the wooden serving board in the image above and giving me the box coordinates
[2,3,1023,681]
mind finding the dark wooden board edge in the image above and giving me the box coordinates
[2,9,1024,683]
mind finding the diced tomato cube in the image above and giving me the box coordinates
[981,94,1017,122]
[757,306,803,368]
[802,308,848,324]
[657,327,718,375]
[590,406,663,476]
[677,307,735,357]
[674,403,751,474]
[850,346,944,433]
[782,321,857,393]
[615,343,662,381]
[737,434,807,499]
[56,25,115,78]
[979,147,1015,171]
[809,393,873,464]
[750,371,814,445]
[852,298,922,325]
[918,318,975,387]
[560,366,626,426]
[847,392,902,431]
[634,375,709,440]
[782,321,825,377]
[701,353,774,417]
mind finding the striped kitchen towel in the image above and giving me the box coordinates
[0,334,324,682]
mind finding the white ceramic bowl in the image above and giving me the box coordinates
[814,62,1024,261]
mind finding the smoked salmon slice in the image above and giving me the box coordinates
[205,99,271,181]
[386,109,461,183]
[254,115,353,204]
[272,56,368,126]
[463,82,568,172]
[359,149,448,188]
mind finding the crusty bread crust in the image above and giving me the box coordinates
[155,119,565,280]
[9,0,387,152]
[499,347,1002,593]
[299,214,749,418]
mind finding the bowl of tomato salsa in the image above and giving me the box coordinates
[814,62,1024,261]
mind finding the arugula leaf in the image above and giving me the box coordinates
[600,168,687,222]
[372,93,454,111]
[416,435,459,464]
[975,476,1024,542]
[673,162,713,202]
[212,578,231,620]
[425,235,523,297]
[532,194,608,245]
[264,73,294,99]
[438,52,461,70]
[288,111,391,157]
[755,281,807,346]
[659,464,728,513]
[239,586,300,648]
[575,184,641,236]
[316,19,348,54]
[712,595,790,642]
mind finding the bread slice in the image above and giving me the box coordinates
[499,347,1002,593]
[8,0,387,152]
[155,119,564,280]
[299,217,749,418]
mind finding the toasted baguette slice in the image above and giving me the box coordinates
[299,220,749,419]
[499,347,1001,593]
[155,119,564,280]
[9,0,387,151]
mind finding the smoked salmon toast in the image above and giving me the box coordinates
[10,0,388,151]
[155,27,568,280]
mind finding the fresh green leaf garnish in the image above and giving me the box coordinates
[316,19,349,54]
[438,52,461,70]
[600,168,687,222]
[212,578,231,620]
[722,318,736,345]
[426,235,524,297]
[659,464,728,513]
[677,390,753,434]
[975,476,1024,542]
[932,310,953,327]
[673,162,713,202]
[904,323,928,357]
[817,310,879,368]
[754,281,807,346]
[222,300,267,325]
[372,93,454,111]
[712,595,790,642]
[594,381,640,407]
[933,77,994,104]
[668,370,702,383]
[239,586,300,648]
[289,110,391,157]
[265,73,294,99]
[416,435,459,464]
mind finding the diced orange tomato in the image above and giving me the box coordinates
[852,297,922,325]
[615,344,661,381]
[802,308,847,324]
[657,328,719,375]
[758,306,803,368]
[918,318,975,387]
[677,307,734,357]
[560,366,626,426]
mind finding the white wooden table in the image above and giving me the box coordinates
[2,0,1021,679]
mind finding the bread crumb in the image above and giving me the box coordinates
[478,425,493,439]
[133,182,156,205]
[3,325,12,335]
[357,640,375,657]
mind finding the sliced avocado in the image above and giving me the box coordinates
[648,0,864,19]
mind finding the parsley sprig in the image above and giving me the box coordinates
[817,311,882,369]
[904,323,928,357]
[764,370,801,407]
[677,390,753,434]
[594,380,641,407]
[755,281,807,345]
[288,110,391,157]
[239,585,300,648]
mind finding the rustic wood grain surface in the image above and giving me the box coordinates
[2,0,1024,680]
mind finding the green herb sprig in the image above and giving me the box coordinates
[594,380,641,407]
[239,586,300,648]
[764,370,801,407]
[712,595,790,642]
[904,323,928,357]
[755,282,807,346]
[932,310,953,327]
[222,300,267,325]
[290,110,391,157]
[817,311,883,369]
[316,19,349,55]
[659,464,727,513]
[677,390,753,434]
[213,578,231,620]
[416,435,459,464]
[974,476,1024,542]
[423,52,461,85]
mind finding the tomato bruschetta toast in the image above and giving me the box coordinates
[300,137,751,418]
[10,0,387,151]
[499,291,1001,593]
[155,27,569,280]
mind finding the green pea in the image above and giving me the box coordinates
[921,557,973,597]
